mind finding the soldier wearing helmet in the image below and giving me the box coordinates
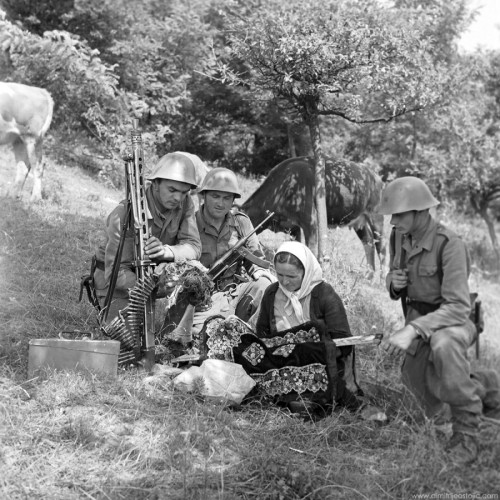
[163,168,275,340]
[379,176,500,464]
[93,152,202,321]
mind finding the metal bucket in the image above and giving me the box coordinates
[28,335,120,378]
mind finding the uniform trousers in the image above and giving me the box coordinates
[402,306,487,433]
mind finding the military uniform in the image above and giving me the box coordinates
[191,206,274,326]
[387,216,499,433]
[94,185,201,319]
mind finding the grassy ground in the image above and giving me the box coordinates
[1,150,500,499]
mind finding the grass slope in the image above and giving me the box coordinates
[1,152,499,499]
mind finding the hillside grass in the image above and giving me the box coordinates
[1,152,500,499]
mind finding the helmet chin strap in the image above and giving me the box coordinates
[409,209,431,241]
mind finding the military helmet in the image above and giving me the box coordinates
[198,167,241,198]
[173,152,208,186]
[147,152,198,188]
[378,176,439,215]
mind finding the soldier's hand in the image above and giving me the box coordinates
[145,236,173,261]
[187,260,209,273]
[252,268,277,283]
[391,269,408,291]
[381,325,418,356]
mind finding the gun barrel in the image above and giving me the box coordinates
[208,210,275,278]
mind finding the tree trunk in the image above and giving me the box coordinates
[307,111,328,265]
[287,122,296,158]
[480,210,500,270]
[471,194,500,270]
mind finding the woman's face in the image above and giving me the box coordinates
[275,261,304,292]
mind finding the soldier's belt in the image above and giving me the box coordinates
[406,298,440,315]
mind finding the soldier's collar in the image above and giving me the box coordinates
[414,216,438,251]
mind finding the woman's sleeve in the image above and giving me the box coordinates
[321,283,352,339]
[255,286,273,338]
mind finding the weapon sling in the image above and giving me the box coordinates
[102,201,132,323]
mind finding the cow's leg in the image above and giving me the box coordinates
[372,213,386,271]
[12,138,30,199]
[353,224,376,274]
[28,138,44,202]
[289,225,302,242]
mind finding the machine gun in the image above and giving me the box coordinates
[102,120,156,369]
[208,210,275,286]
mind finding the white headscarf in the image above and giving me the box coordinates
[275,241,324,323]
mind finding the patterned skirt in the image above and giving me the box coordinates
[195,315,345,408]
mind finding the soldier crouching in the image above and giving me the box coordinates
[379,176,500,465]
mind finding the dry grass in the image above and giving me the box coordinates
[1,149,500,499]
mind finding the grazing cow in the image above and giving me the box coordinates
[0,82,54,202]
[240,156,385,271]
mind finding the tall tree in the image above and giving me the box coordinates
[217,0,453,262]
[421,53,500,268]
[341,0,475,179]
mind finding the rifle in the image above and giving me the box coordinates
[170,332,383,364]
[126,120,156,369]
[101,120,157,369]
[208,210,275,284]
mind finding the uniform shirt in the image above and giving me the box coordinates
[96,185,201,296]
[386,216,471,339]
[196,206,267,283]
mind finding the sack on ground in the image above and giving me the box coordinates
[173,359,256,404]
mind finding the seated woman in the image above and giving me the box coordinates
[197,241,363,414]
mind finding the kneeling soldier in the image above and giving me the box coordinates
[94,152,202,322]
[379,176,500,464]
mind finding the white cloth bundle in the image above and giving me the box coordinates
[173,359,256,404]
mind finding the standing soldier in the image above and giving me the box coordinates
[379,176,500,464]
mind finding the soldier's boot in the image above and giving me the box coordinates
[445,431,478,465]
[483,406,500,422]
[169,304,195,345]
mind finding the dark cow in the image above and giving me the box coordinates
[240,156,385,270]
[0,82,54,202]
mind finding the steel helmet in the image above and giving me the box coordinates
[147,153,198,188]
[378,176,439,215]
[173,151,209,186]
[198,167,241,198]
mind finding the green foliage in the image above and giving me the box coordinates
[394,0,474,62]
[417,53,500,265]
[1,0,75,35]
[273,0,475,179]
[0,14,123,148]
[0,0,226,179]
[418,54,500,202]
[218,0,450,124]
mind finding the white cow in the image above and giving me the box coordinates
[0,82,54,202]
